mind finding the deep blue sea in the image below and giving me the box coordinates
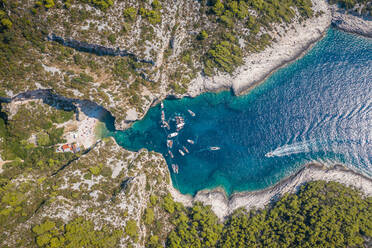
[104,28,372,196]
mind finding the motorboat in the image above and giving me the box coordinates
[161,102,164,109]
[168,132,178,138]
[179,149,185,156]
[161,110,165,121]
[162,121,170,130]
[168,150,174,158]
[167,140,173,148]
[187,139,194,144]
[183,146,189,153]
[188,109,195,117]
[209,146,220,151]
[265,152,274,157]
[172,164,178,174]
[176,122,185,131]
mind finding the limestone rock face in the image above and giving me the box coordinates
[331,7,372,38]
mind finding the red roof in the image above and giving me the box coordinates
[62,144,70,150]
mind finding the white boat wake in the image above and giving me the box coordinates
[266,139,325,157]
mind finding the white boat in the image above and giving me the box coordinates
[167,140,173,148]
[176,122,185,131]
[161,110,165,121]
[179,149,185,156]
[161,102,164,109]
[209,146,220,151]
[168,150,174,158]
[188,109,196,117]
[168,132,178,138]
[187,139,194,144]
[176,122,185,128]
[162,121,170,130]
[172,164,179,174]
[265,152,274,157]
[183,146,189,153]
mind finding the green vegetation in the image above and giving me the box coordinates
[139,8,162,25]
[32,217,123,247]
[329,0,372,15]
[125,219,138,240]
[166,181,372,248]
[79,0,113,10]
[205,38,243,75]
[167,203,223,248]
[35,0,56,9]
[195,0,314,75]
[0,9,12,30]
[197,30,208,40]
[0,103,77,173]
[123,7,137,21]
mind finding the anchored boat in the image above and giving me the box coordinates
[168,150,174,158]
[187,139,194,144]
[172,164,178,174]
[188,109,195,117]
[168,132,178,138]
[167,140,173,148]
[178,149,185,156]
[183,146,189,153]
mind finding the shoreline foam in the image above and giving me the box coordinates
[169,163,372,219]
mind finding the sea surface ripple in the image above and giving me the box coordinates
[106,28,372,196]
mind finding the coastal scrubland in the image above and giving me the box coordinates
[0,0,371,247]
[167,181,372,248]
[0,0,318,126]
[1,99,371,247]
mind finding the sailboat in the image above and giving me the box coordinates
[183,146,189,153]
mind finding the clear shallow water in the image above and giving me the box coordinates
[105,28,372,196]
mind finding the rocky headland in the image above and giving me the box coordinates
[170,163,372,220]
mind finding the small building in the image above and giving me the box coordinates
[61,144,72,152]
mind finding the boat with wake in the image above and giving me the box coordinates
[265,152,274,157]
[209,146,220,151]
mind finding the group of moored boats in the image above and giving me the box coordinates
[160,101,220,174]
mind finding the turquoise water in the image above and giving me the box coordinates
[106,28,372,196]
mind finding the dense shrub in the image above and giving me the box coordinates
[166,181,372,248]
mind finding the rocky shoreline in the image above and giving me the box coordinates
[331,6,372,38]
[187,0,332,96]
[169,163,372,220]
[187,0,371,98]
